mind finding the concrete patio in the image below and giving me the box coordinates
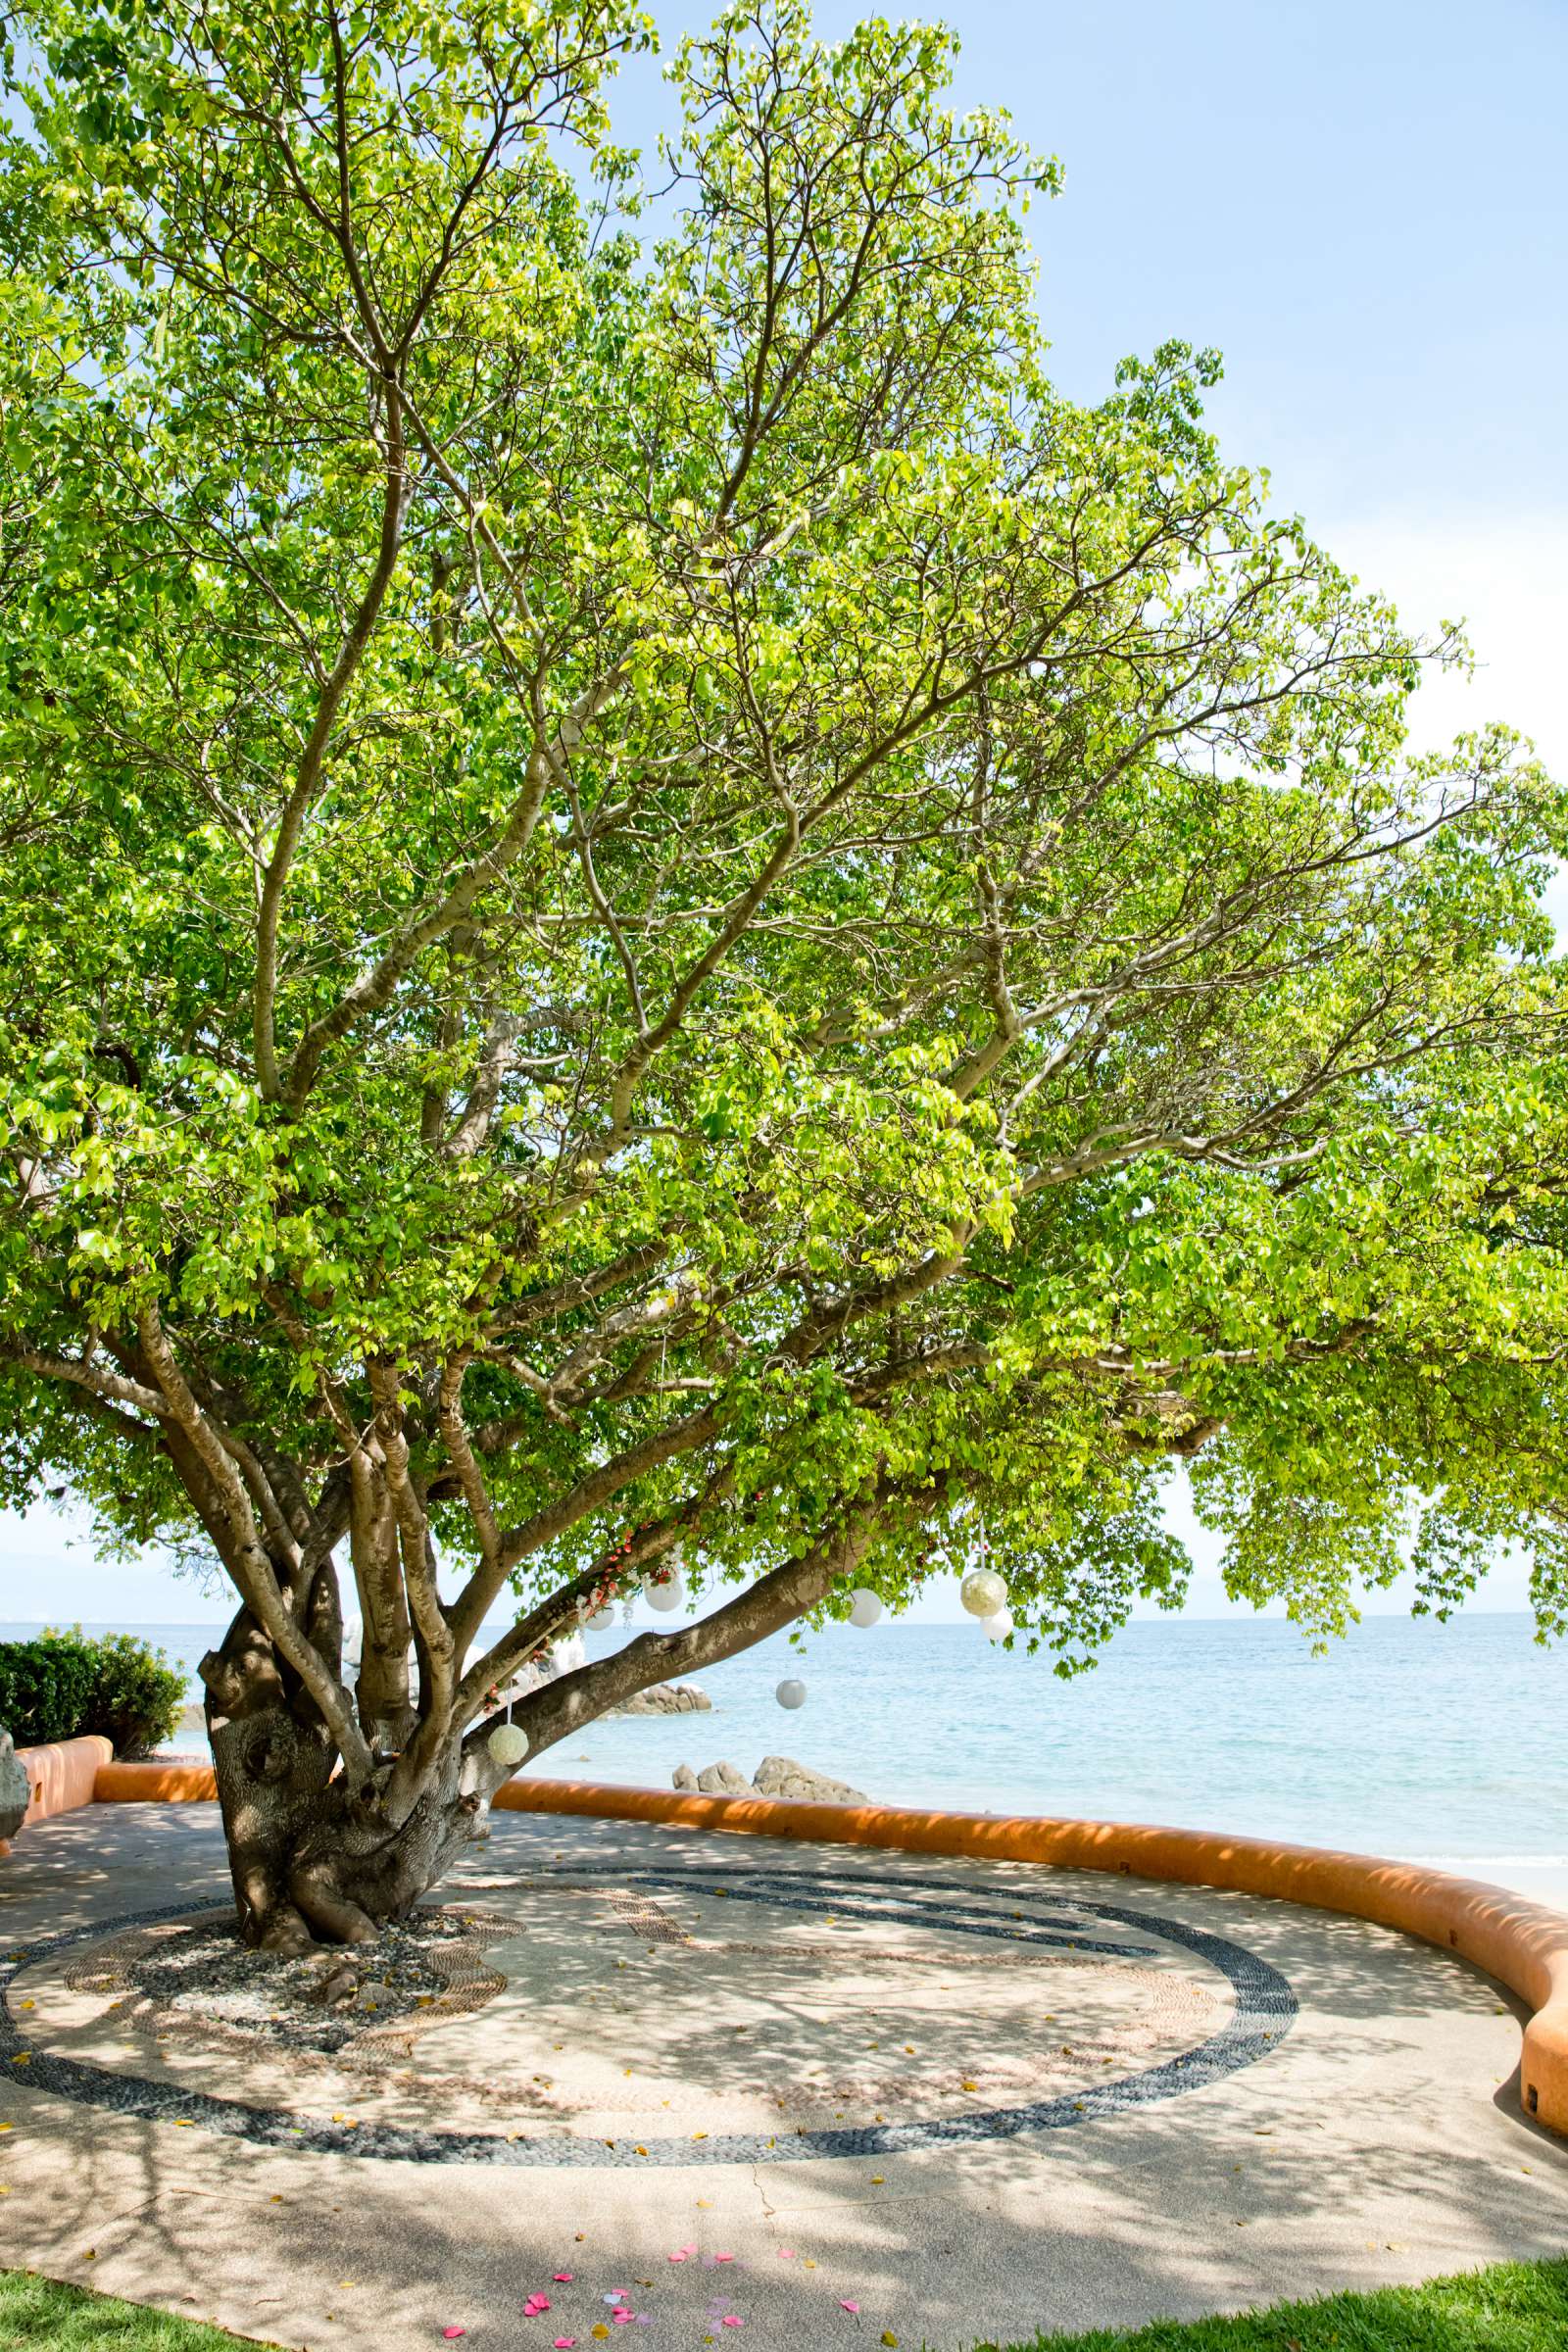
[2,1801,1565,2351]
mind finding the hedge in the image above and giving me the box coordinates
[0,1628,186,1755]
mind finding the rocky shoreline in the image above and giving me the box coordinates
[671,1754,868,1804]
[607,1681,711,1716]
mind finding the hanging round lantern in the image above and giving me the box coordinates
[586,1605,615,1632]
[982,1608,1013,1642]
[487,1721,529,1768]
[645,1573,684,1613]
[960,1567,1007,1619]
[775,1678,808,1710]
[848,1589,883,1628]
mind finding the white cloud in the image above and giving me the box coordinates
[1320,512,1568,919]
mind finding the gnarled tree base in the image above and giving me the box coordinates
[201,1608,486,1950]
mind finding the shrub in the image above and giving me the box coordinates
[74,1631,188,1755]
[0,1628,186,1755]
[0,1633,97,1747]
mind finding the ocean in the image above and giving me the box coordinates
[6,1610,1563,1891]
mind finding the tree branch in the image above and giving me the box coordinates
[135,1308,374,1785]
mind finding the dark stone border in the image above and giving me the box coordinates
[1,1862,1297,2165]
[563,1864,1162,1955]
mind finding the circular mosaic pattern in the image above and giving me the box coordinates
[0,1862,1297,2165]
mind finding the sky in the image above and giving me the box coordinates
[3,0,1564,1629]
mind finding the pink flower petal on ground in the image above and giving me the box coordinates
[721,2320,744,2330]
[611,2313,633,2328]
[554,2340,577,2349]
[554,2274,574,2283]
[443,2332,466,2341]
[713,2253,734,2263]
[839,2302,860,2315]
[667,2253,688,2264]
[776,2250,795,2260]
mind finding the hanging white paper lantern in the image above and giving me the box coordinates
[645,1573,684,1613]
[982,1608,1013,1642]
[587,1605,615,1632]
[487,1721,529,1768]
[848,1589,883,1629]
[775,1678,808,1710]
[960,1567,1008,1618]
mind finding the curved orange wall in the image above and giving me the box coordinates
[15,1736,112,1826]
[95,1758,217,1802]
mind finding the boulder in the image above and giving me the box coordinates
[672,1755,869,1804]
[753,1755,868,1805]
[693,1760,758,1797]
[314,1961,363,2009]
[0,1727,27,1843]
[611,1682,712,1717]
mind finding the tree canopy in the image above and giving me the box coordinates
[2,0,1567,1924]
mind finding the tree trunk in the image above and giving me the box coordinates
[200,1607,484,1951]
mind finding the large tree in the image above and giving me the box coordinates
[3,0,1567,1950]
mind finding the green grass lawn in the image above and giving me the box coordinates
[0,2270,274,2351]
[4,2260,1567,2351]
[986,2257,1568,2349]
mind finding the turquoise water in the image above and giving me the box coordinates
[6,1610,1562,1868]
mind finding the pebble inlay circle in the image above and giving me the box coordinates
[0,1860,1297,2164]
[61,1907,517,2075]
